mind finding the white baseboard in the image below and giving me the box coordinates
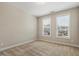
[39,39,79,48]
[0,39,35,52]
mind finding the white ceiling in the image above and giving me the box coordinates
[2,2,79,17]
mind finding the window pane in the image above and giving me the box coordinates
[42,16,51,36]
[56,15,70,38]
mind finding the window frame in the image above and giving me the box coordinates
[42,16,51,37]
[56,14,70,39]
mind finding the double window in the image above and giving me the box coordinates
[41,14,70,39]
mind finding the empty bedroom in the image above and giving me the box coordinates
[0,2,79,56]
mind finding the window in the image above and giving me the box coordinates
[42,16,51,36]
[56,15,70,39]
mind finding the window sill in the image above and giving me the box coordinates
[56,36,70,40]
[42,35,51,37]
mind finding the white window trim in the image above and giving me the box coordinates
[56,14,70,39]
[42,16,51,37]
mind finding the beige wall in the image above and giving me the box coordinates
[38,7,79,47]
[0,4,37,49]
